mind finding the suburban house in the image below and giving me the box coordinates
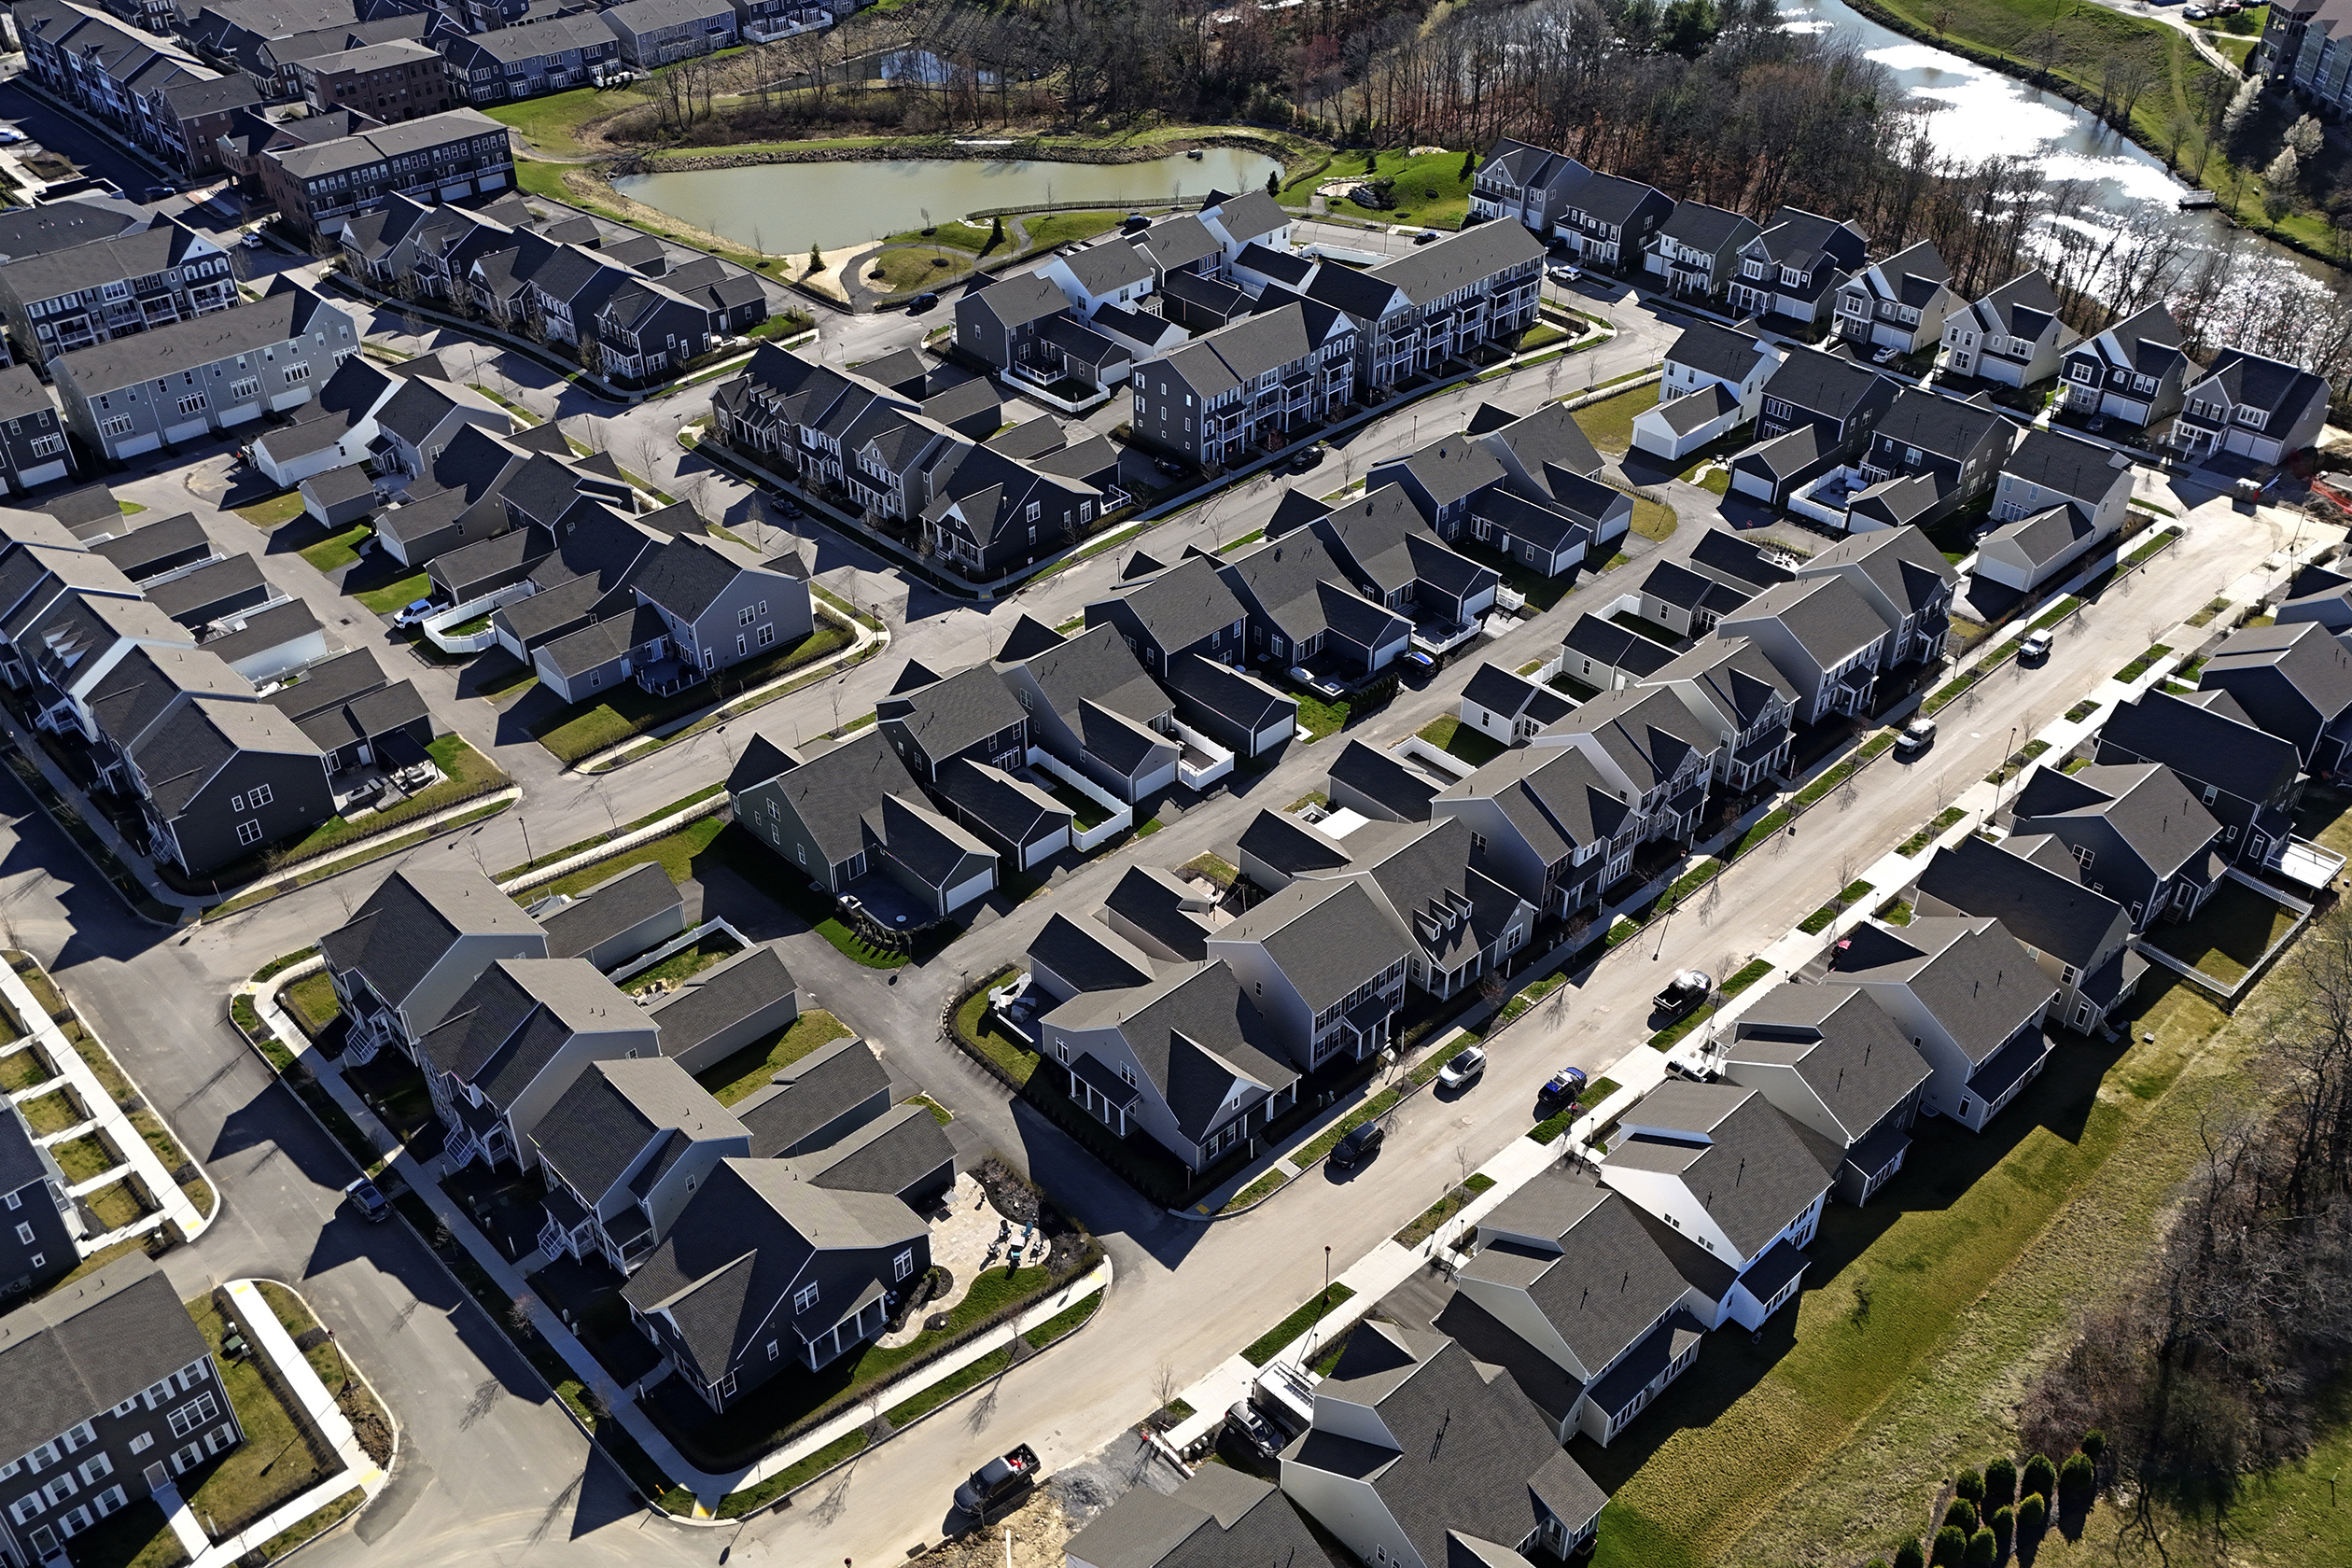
[261,646,431,777]
[1128,301,1355,469]
[2057,304,2191,430]
[1448,1169,1705,1446]
[1207,876,1414,1067]
[2001,762,2230,931]
[1325,738,1449,824]
[1216,526,1414,678]
[1832,240,1960,357]
[1535,684,1723,846]
[1723,984,1934,1204]
[1634,319,1780,461]
[729,1036,891,1162]
[1280,1323,1609,1567]
[951,273,1074,378]
[2262,0,2352,116]
[2170,348,2331,466]
[1554,173,1675,269]
[1432,744,1637,917]
[1197,189,1294,267]
[1723,206,1868,327]
[621,1158,928,1408]
[1730,345,1898,504]
[1821,915,2061,1129]
[1975,427,2133,595]
[1468,137,1592,233]
[1083,554,1252,679]
[416,958,659,1170]
[2196,620,2352,770]
[1792,525,1958,669]
[878,663,1030,785]
[528,1057,750,1277]
[918,442,1104,581]
[1644,636,1799,791]
[1939,269,2079,387]
[13,1,235,176]
[254,109,516,241]
[728,729,1000,920]
[1615,525,1794,639]
[0,367,75,496]
[601,0,740,69]
[1066,1466,1337,1568]
[1034,959,1300,1172]
[1297,221,1543,398]
[1560,612,1678,691]
[0,217,236,364]
[48,283,361,464]
[320,865,551,1066]
[1715,573,1890,724]
[0,1257,245,1564]
[1163,652,1296,762]
[537,861,688,973]
[1281,485,1503,635]
[0,1099,79,1301]
[439,16,623,105]
[1646,200,1760,300]
[292,38,449,120]
[1460,661,1575,747]
[128,695,331,876]
[1911,836,2143,1035]
[2093,686,2302,868]
[1598,1082,1831,1329]
[1849,387,2018,525]
[994,623,1181,805]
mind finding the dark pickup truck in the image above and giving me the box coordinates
[953,1443,1041,1520]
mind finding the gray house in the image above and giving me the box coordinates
[529,1056,750,1277]
[0,1099,80,1302]
[0,1257,245,1565]
[537,861,688,972]
[600,0,738,68]
[1723,982,1933,1204]
[130,695,332,876]
[320,865,551,1065]
[49,283,360,464]
[995,622,1178,804]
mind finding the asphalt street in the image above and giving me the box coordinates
[0,186,2295,1568]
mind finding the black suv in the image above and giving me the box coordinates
[1329,1120,1385,1169]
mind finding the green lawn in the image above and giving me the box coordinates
[179,1294,335,1538]
[0,1044,50,1092]
[85,1178,151,1230]
[2142,879,2300,985]
[861,245,968,294]
[694,1010,854,1106]
[1017,210,1127,250]
[2293,783,2352,863]
[622,936,739,994]
[354,570,431,615]
[21,1087,82,1136]
[49,1132,117,1183]
[1241,1283,1357,1367]
[1393,1174,1496,1247]
[884,220,994,253]
[1417,714,1506,767]
[298,522,371,573]
[1285,147,1478,229]
[1572,383,1660,455]
[281,972,343,1037]
[1592,975,2237,1568]
[269,735,509,868]
[540,816,725,898]
[484,83,651,159]
[1291,688,1351,741]
[234,492,309,529]
[1628,494,1677,542]
[954,975,1038,1088]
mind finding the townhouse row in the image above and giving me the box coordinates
[312,860,953,1411]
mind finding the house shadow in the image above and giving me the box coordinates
[1006,1098,1209,1272]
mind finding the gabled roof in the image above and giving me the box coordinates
[1204,189,1289,243]
[1871,387,2012,461]
[1721,574,1886,670]
[2007,761,2223,882]
[2078,302,2186,379]
[2201,620,2352,728]
[1799,524,1958,616]
[1758,343,1889,422]
[0,1257,209,1463]
[1062,1464,1337,1568]
[1327,737,1442,823]
[1442,744,1633,862]
[1472,399,1603,486]
[1561,612,1677,679]
[735,1035,889,1160]
[1967,269,2065,340]
[539,861,684,963]
[1103,863,1223,962]
[1041,961,1298,1141]
[735,729,923,869]
[1604,1083,1833,1258]
[1365,220,1543,306]
[1728,984,1933,1144]
[1911,837,2126,973]
[530,1057,745,1206]
[1829,912,2060,1064]
[417,958,641,1101]
[881,662,1028,762]
[1006,623,1166,730]
[49,283,353,395]
[1567,172,1670,227]
[2093,686,2298,805]
[2190,348,2329,424]
[1657,199,1757,253]
[1465,1170,1691,1378]
[2002,427,2128,506]
[1647,635,1797,725]
[965,271,1069,331]
[1056,237,1153,298]
[130,694,320,819]
[1222,877,1414,1011]
[1547,683,1715,791]
[1093,553,1246,654]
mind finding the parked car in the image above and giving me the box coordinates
[1225,1402,1280,1461]
[0,127,25,145]
[1547,264,1583,285]
[1542,1066,1588,1102]
[1121,213,1152,232]
[767,490,801,518]
[240,231,269,249]
[907,291,939,313]
[345,1177,388,1224]
[953,1444,1040,1520]
[1437,1044,1488,1091]
[1400,650,1436,674]
[2182,4,2208,15]
[1871,344,1900,365]
[1652,969,1713,1018]
[390,597,438,628]
[1329,1119,1385,1169]
[1895,718,1937,758]
[1154,456,1186,476]
[1413,230,1441,245]
[2020,629,2054,663]
[1288,443,1325,472]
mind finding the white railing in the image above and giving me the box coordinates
[1390,735,1478,781]
[1169,720,1233,790]
[1411,619,1485,655]
[1026,748,1132,851]
[421,581,535,653]
[746,7,832,40]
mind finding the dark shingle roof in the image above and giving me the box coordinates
[530,1057,745,1205]
[735,1035,889,1160]
[646,945,798,1068]
[2002,427,2126,505]
[1912,838,2126,973]
[1729,984,1933,1143]
[0,1258,209,1463]
[539,861,684,962]
[1606,1084,1833,1258]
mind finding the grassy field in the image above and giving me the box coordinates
[2143,878,2301,985]
[1018,210,1127,250]
[354,570,430,616]
[885,219,995,252]
[485,84,652,159]
[1590,974,2244,1568]
[1416,714,1506,767]
[539,816,725,899]
[234,491,308,529]
[861,245,968,294]
[1284,147,1477,229]
[298,522,371,573]
[1573,383,1660,455]
[1627,493,1677,542]
[686,1020,856,1104]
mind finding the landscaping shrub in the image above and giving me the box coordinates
[2059,1450,2095,1505]
[1990,1504,2014,1556]
[1964,1527,1996,1566]
[1893,1543,1925,1568]
[2080,1428,2106,1463]
[1983,1455,2016,1507]
[2017,1491,2047,1537]
[1942,1499,1977,1535]
[1865,1561,1889,1568]
[1930,1525,1967,1566]
[2023,1453,2058,1500]
[1954,1467,1983,1505]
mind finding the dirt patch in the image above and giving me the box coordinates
[918,1489,1073,1566]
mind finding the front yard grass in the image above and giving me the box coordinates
[234,491,308,529]
[297,522,370,572]
[694,1011,851,1106]
[21,1085,82,1136]
[281,972,342,1037]
[1241,1283,1357,1367]
[2142,878,2300,986]
[1416,713,1505,768]
[0,1043,51,1092]
[49,1131,117,1183]
[954,976,1038,1088]
[1393,1173,1495,1248]
[85,1178,152,1230]
[1627,494,1677,542]
[179,1293,335,1540]
[621,935,740,996]
[353,570,431,616]
[526,617,851,763]
[266,735,509,869]
[539,816,724,899]
[1590,974,2236,1568]
[1571,382,1660,455]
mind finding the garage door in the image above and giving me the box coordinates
[1730,467,1777,502]
[164,417,209,445]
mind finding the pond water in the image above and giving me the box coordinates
[1791,0,2337,298]
[612,147,1285,253]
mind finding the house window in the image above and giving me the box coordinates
[284,362,312,385]
[758,623,775,647]
[176,394,206,416]
[894,1249,915,1281]
[738,605,757,625]
[765,1340,779,1361]
[28,434,63,458]
[2070,844,2094,872]
[793,1282,819,1313]
[99,415,134,438]
[75,1456,109,1487]
[250,783,273,806]
[230,377,259,399]
[166,1394,218,1439]
[237,820,263,847]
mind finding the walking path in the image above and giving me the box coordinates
[0,959,215,1249]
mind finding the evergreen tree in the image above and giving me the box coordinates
[2023,1453,2058,1500]
[1964,1528,1997,1567]
[1983,1456,2016,1508]
[1893,1544,1926,1568]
